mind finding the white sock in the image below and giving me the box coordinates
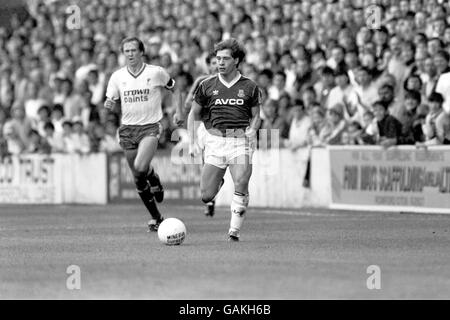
[229,192,249,233]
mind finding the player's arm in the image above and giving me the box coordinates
[245,87,262,139]
[158,67,184,126]
[184,77,203,114]
[104,74,121,112]
[187,101,202,156]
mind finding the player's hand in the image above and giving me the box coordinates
[188,142,201,158]
[245,126,257,140]
[104,98,117,110]
[173,112,185,127]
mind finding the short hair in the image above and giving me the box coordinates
[428,92,444,103]
[62,120,73,127]
[52,104,64,115]
[373,100,387,109]
[43,121,55,131]
[404,90,422,104]
[320,66,335,77]
[38,105,51,115]
[214,38,246,67]
[435,50,450,62]
[120,37,145,53]
[259,68,274,79]
[205,51,216,65]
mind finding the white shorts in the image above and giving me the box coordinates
[203,130,256,169]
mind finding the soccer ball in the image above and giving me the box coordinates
[158,218,186,245]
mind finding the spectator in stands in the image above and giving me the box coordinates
[43,121,65,153]
[66,120,91,154]
[268,70,289,101]
[259,99,285,149]
[342,121,364,145]
[307,106,326,147]
[2,103,32,154]
[25,129,48,154]
[434,50,450,114]
[399,90,423,144]
[315,66,336,109]
[421,92,450,145]
[372,100,403,148]
[51,104,65,134]
[420,56,439,100]
[284,99,311,151]
[100,120,121,153]
[320,103,347,145]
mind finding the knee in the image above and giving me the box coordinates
[133,168,148,190]
[201,189,217,203]
[233,176,250,191]
[133,160,148,174]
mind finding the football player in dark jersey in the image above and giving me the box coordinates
[185,52,220,217]
[188,38,261,241]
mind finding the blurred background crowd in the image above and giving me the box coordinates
[1,0,450,156]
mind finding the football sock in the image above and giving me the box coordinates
[137,183,161,220]
[147,167,160,186]
[230,191,249,232]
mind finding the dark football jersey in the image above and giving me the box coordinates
[194,74,261,134]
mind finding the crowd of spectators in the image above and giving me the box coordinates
[1,0,450,156]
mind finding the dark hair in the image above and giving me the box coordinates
[373,100,387,109]
[321,66,335,77]
[120,37,145,53]
[43,121,55,131]
[404,74,423,91]
[428,92,444,103]
[435,49,450,62]
[259,68,274,79]
[404,90,422,104]
[214,38,246,67]
[62,120,73,127]
[52,104,64,115]
[38,105,51,115]
[205,51,216,65]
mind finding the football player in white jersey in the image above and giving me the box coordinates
[104,37,183,232]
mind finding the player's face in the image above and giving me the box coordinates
[123,41,143,68]
[216,49,238,76]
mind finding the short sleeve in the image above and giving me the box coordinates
[156,67,175,89]
[105,73,120,100]
[250,85,262,107]
[193,80,209,107]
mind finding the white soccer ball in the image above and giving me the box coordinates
[157,218,186,245]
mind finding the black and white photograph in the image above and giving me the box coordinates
[1,0,450,306]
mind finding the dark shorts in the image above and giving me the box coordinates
[118,122,161,150]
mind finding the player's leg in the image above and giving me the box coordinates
[197,123,216,216]
[147,164,164,203]
[125,135,163,231]
[133,135,163,231]
[202,152,224,217]
[227,155,252,241]
[200,163,226,205]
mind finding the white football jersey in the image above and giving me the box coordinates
[106,63,174,125]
